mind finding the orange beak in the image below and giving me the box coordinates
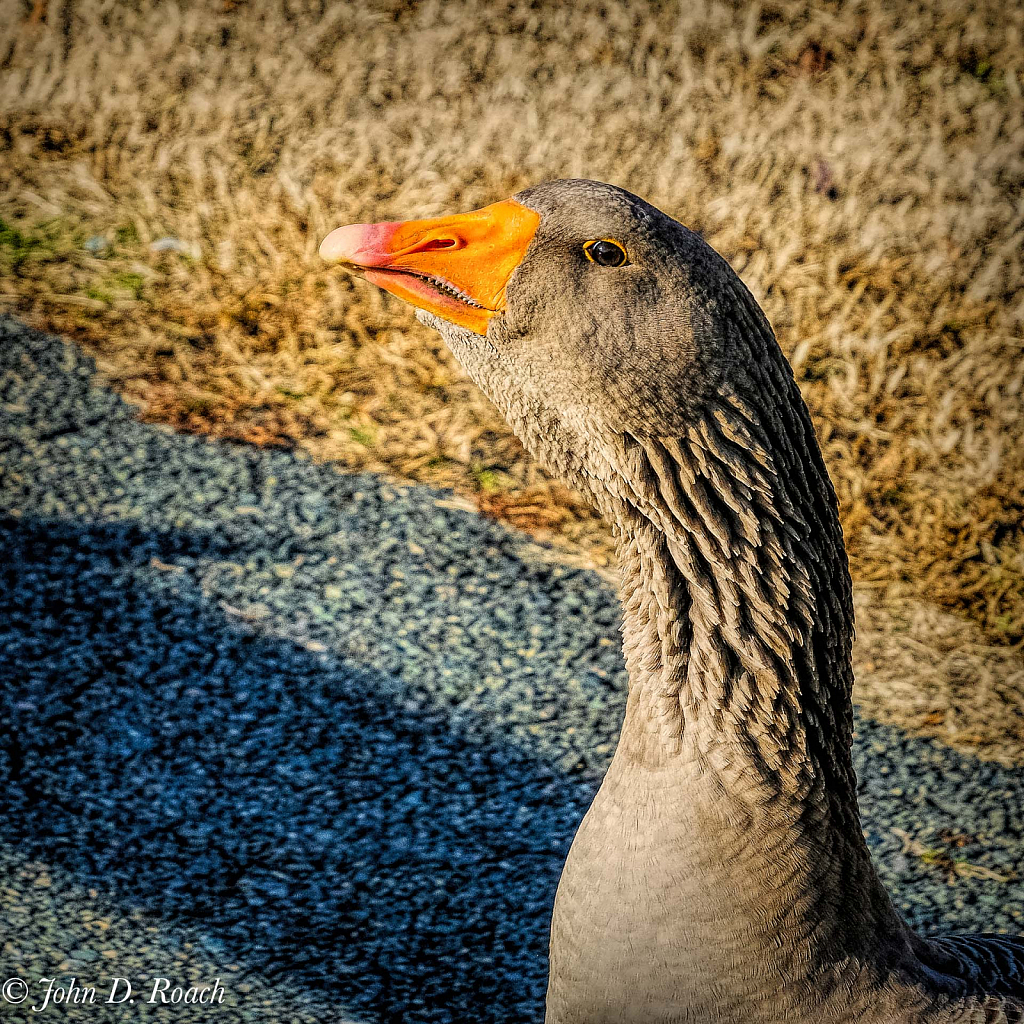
[319,199,540,335]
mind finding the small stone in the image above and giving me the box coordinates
[150,236,192,254]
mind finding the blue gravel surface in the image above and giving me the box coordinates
[0,316,1021,1023]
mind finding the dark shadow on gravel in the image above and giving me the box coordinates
[0,516,589,1024]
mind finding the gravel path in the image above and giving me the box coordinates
[1,315,1022,1023]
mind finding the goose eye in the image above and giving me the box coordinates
[584,239,629,267]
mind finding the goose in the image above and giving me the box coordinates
[320,179,1024,1023]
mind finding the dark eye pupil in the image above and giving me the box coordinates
[589,240,626,266]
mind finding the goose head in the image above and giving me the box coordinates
[320,179,773,507]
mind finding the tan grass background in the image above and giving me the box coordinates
[1,0,1022,758]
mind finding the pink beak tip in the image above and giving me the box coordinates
[319,224,364,262]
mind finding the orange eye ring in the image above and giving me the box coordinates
[584,239,629,267]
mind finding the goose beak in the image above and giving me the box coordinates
[319,199,540,335]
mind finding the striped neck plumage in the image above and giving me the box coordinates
[604,347,915,960]
[606,337,870,827]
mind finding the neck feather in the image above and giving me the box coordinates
[603,339,915,950]
[609,331,855,787]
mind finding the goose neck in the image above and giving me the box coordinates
[597,378,914,956]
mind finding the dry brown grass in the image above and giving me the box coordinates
[1,0,1022,661]
[851,590,1024,766]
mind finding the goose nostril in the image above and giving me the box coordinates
[418,237,459,251]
